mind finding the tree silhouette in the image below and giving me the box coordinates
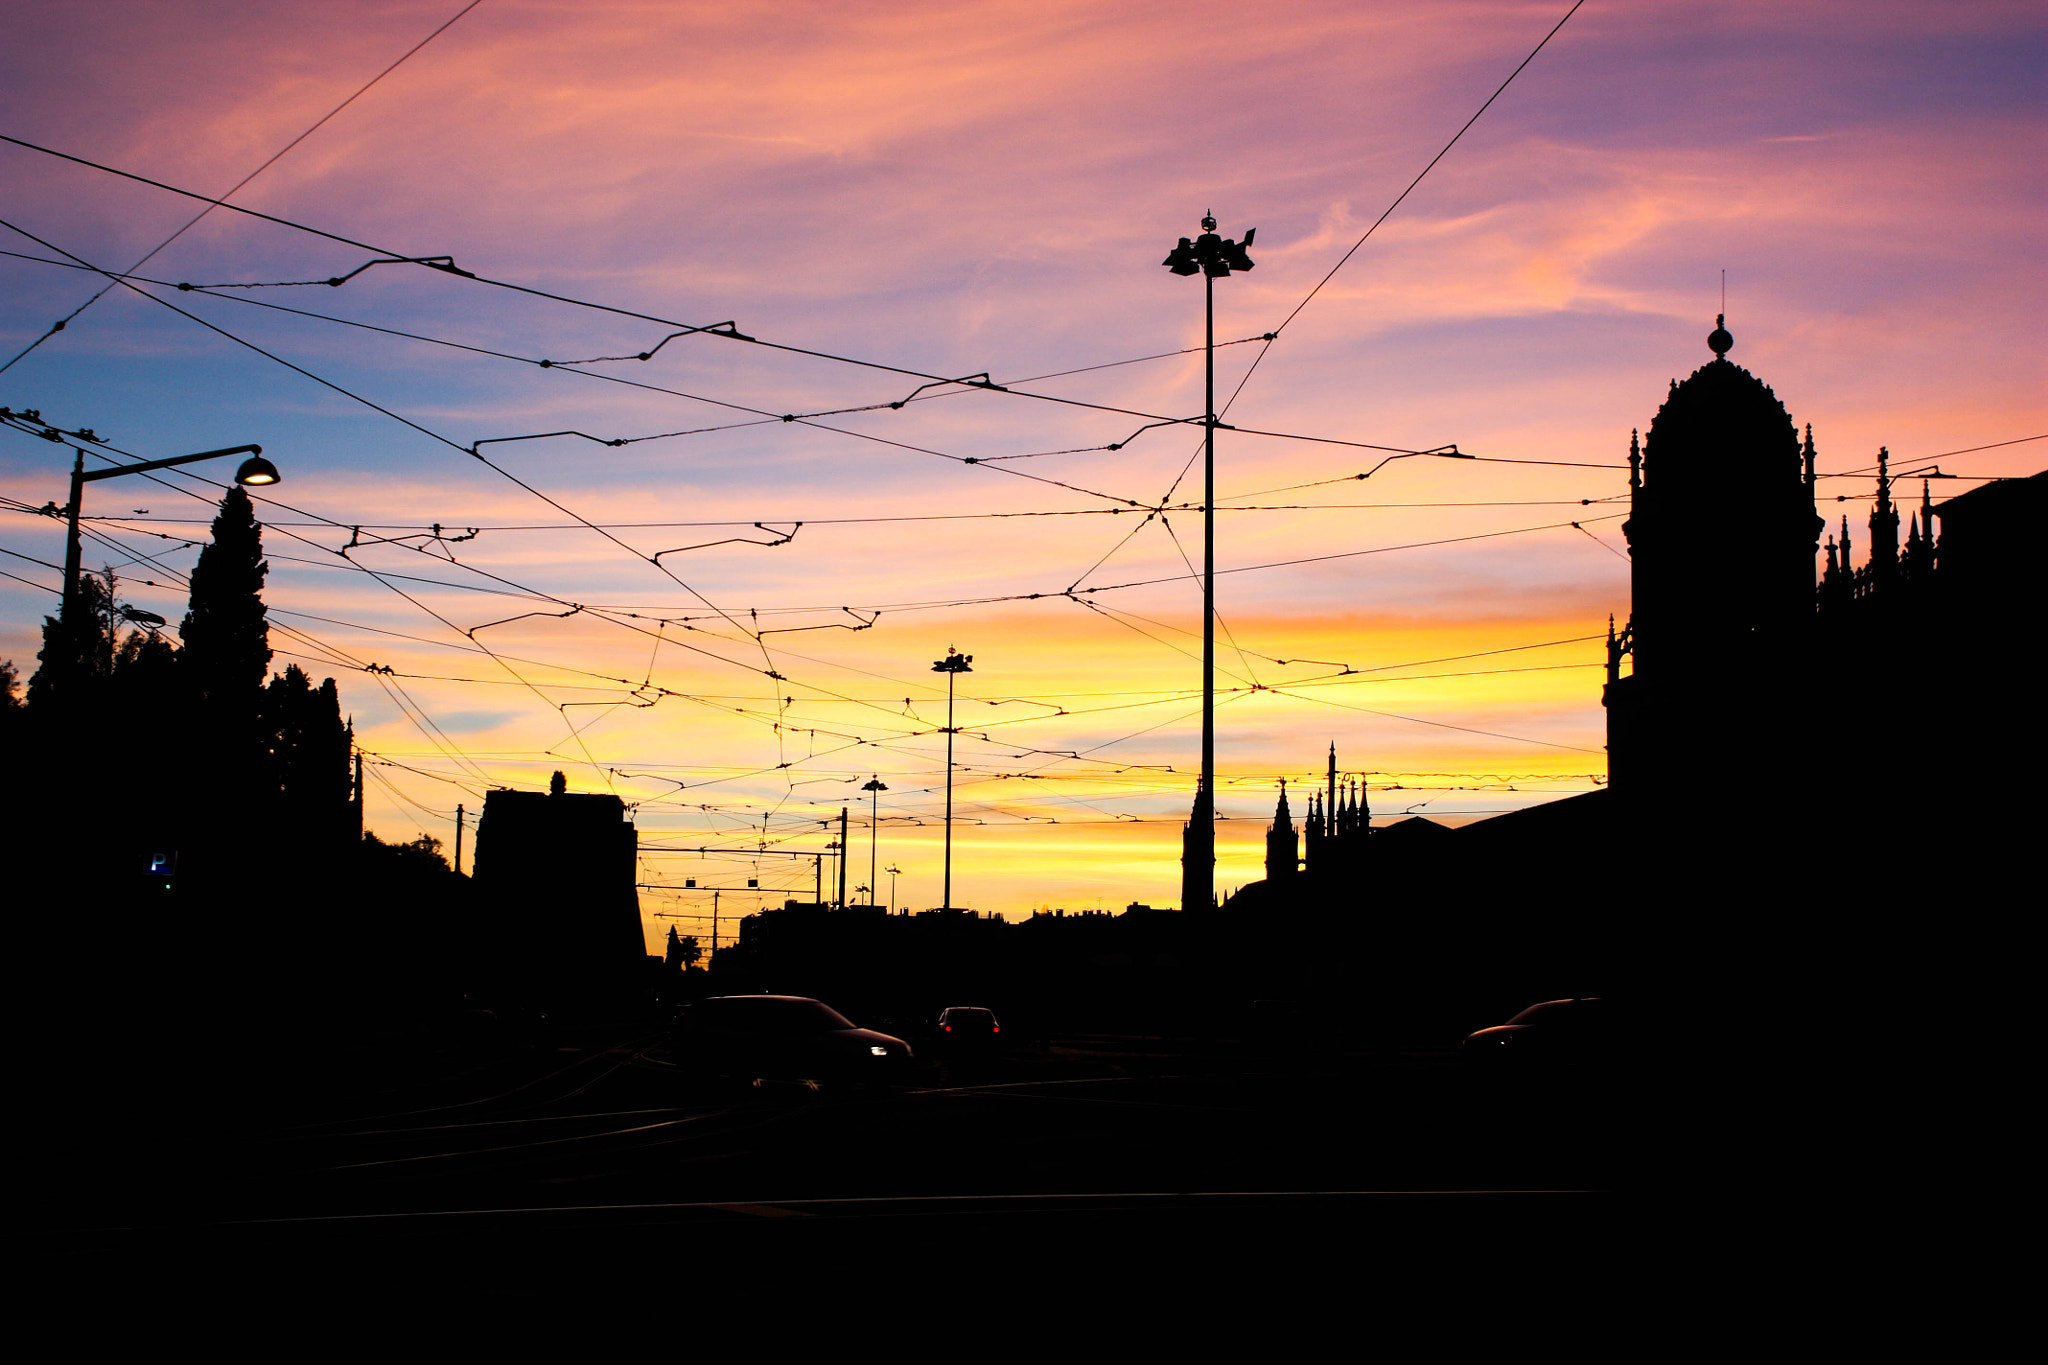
[264,665,354,846]
[28,568,117,710]
[181,487,270,710]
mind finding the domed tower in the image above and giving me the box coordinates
[1612,317,1823,798]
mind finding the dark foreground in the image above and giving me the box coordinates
[47,1018,1640,1315]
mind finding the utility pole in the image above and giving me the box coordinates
[836,806,849,909]
[1163,216,1254,912]
[931,649,973,910]
[454,803,464,875]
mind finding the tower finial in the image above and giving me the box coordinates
[1708,314,1733,359]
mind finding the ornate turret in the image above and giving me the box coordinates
[1868,447,1899,579]
[1608,317,1824,796]
[1265,780,1299,884]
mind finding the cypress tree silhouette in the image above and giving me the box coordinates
[181,486,271,708]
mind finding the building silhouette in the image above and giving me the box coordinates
[472,770,643,998]
[1226,317,2041,997]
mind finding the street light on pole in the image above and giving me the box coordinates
[931,648,973,911]
[861,776,888,906]
[59,444,276,627]
[884,863,901,915]
[1162,214,1254,913]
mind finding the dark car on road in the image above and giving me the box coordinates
[1463,998,1621,1073]
[673,995,913,1088]
[933,1006,1002,1054]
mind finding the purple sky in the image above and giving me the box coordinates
[3,1,2041,929]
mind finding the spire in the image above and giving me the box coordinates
[1628,428,1642,495]
[1327,743,1338,828]
[1803,423,1817,489]
[1358,771,1371,831]
[1869,447,1899,576]
[1264,778,1300,884]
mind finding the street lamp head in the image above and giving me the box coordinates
[862,777,889,793]
[233,454,281,486]
[932,650,973,674]
[1164,219,1254,279]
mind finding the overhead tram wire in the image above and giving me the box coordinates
[0,0,485,375]
[5,242,1631,541]
[0,222,765,660]
[0,140,1622,479]
[58,518,510,786]
[14,421,1625,677]
[19,423,1613,736]
[5,417,632,780]
[18,433,981,741]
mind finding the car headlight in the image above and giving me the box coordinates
[870,1045,889,1057]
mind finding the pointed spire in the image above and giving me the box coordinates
[1327,742,1338,826]
[1869,447,1899,575]
[1803,423,1817,489]
[1628,428,1642,495]
[1272,778,1292,832]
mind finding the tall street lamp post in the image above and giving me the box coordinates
[1162,216,1254,912]
[861,776,888,906]
[884,863,901,915]
[61,444,279,625]
[931,648,973,910]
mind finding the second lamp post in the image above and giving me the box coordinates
[931,648,972,911]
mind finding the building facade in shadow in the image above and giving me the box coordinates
[472,770,643,1002]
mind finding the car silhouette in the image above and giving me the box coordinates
[933,1006,1002,1053]
[673,994,912,1088]
[1462,998,1620,1073]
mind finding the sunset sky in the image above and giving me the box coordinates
[3,1,2041,940]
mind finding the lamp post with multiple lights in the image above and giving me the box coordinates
[861,776,888,907]
[1161,216,1254,912]
[931,649,973,910]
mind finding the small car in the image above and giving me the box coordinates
[1462,998,1620,1072]
[673,994,913,1088]
[933,1006,1002,1053]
